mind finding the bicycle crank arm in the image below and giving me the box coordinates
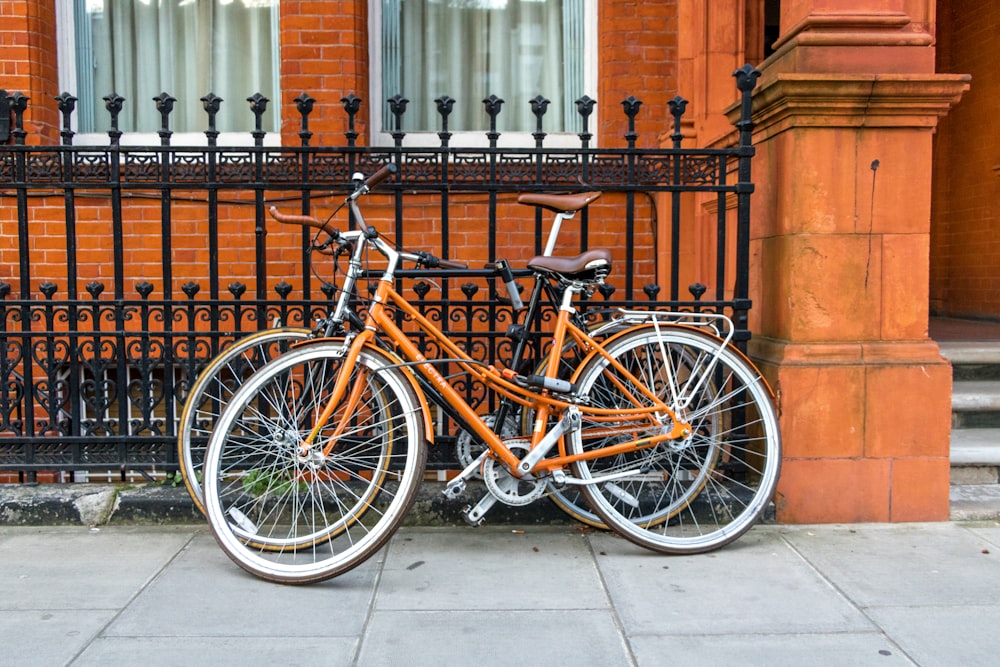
[442,450,489,500]
[463,472,526,525]
[462,491,500,526]
[516,407,580,476]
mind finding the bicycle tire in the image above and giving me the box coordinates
[202,340,427,584]
[569,325,780,554]
[177,327,313,515]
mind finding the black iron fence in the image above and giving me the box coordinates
[0,66,759,479]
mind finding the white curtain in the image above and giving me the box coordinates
[76,0,278,134]
[384,0,583,133]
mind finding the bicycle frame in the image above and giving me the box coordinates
[300,204,693,482]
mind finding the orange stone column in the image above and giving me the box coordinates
[744,0,969,522]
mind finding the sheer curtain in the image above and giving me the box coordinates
[75,0,279,134]
[383,0,584,133]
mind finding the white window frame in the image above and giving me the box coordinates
[55,0,282,147]
[368,0,598,148]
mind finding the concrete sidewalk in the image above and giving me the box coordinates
[3,522,1000,666]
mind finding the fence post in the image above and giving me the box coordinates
[733,64,760,351]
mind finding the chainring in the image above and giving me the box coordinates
[481,442,548,506]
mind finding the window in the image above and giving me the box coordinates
[57,0,281,142]
[372,0,595,145]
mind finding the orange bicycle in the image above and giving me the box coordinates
[201,165,781,584]
[176,184,607,522]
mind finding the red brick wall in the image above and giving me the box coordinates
[0,0,680,144]
[1,1,675,308]
[931,0,1000,318]
[598,1,678,146]
[275,1,678,146]
[0,0,59,141]
[278,0,370,140]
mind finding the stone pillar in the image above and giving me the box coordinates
[744,0,969,521]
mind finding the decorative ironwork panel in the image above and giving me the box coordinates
[0,68,760,474]
[73,152,111,182]
[172,153,208,182]
[309,154,350,183]
[123,152,160,182]
[26,153,61,182]
[400,154,441,183]
[683,155,722,185]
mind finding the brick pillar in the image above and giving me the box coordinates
[0,0,59,141]
[278,0,370,142]
[745,0,969,522]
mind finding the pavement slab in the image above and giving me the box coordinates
[2,522,1000,666]
[591,526,874,637]
[0,525,195,610]
[779,523,1000,607]
[376,526,608,610]
[102,533,382,639]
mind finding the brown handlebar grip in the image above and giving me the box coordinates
[364,163,399,191]
[268,206,339,237]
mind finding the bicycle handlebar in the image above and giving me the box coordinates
[365,163,398,190]
[350,163,398,199]
[415,250,467,270]
[437,257,468,270]
[271,165,469,270]
[268,207,339,238]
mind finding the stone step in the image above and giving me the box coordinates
[951,428,1000,465]
[940,342,1000,381]
[940,341,1000,515]
[938,341,1000,366]
[952,381,1000,428]
[950,484,1000,521]
[950,428,1000,484]
[952,381,1000,411]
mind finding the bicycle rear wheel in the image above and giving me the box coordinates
[569,326,780,554]
[548,326,713,529]
[202,340,427,584]
[177,327,313,515]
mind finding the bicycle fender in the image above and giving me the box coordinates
[572,322,777,400]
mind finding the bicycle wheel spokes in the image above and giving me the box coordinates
[178,327,313,515]
[571,326,780,554]
[204,342,426,584]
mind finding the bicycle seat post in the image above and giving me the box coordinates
[542,210,574,257]
[517,191,601,257]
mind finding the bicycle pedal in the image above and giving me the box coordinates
[442,480,467,500]
[460,505,486,527]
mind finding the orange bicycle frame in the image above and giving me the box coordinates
[305,274,691,477]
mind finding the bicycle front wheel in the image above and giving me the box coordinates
[569,325,781,554]
[178,327,313,515]
[203,341,427,584]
